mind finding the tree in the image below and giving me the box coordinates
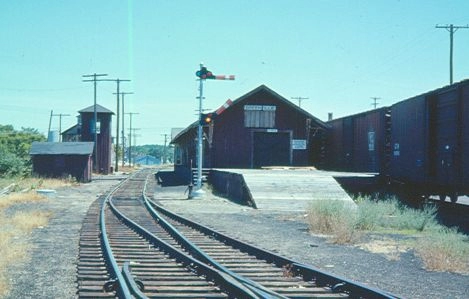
[0,125,46,177]
[132,144,174,164]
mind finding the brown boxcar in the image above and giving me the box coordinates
[389,94,429,186]
[326,107,390,173]
[390,79,469,201]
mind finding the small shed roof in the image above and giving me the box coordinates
[30,142,94,155]
[79,104,114,114]
[61,124,80,136]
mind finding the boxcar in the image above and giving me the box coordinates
[326,107,390,173]
[390,80,469,201]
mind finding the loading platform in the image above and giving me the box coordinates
[211,168,375,211]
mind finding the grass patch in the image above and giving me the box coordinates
[0,209,51,297]
[0,177,59,297]
[0,191,46,209]
[1,177,76,195]
[10,211,50,232]
[306,196,469,274]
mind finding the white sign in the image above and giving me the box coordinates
[368,131,375,151]
[393,143,400,156]
[292,139,307,150]
[244,105,276,111]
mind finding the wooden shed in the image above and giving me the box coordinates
[30,142,94,182]
[171,85,328,177]
[79,104,114,174]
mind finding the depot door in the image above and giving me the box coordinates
[252,131,291,168]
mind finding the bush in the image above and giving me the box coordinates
[307,200,359,244]
[307,196,439,243]
[414,228,469,273]
[354,196,437,232]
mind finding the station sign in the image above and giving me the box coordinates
[244,105,276,111]
[292,139,307,150]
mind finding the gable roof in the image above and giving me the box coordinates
[229,84,328,128]
[171,84,329,143]
[30,142,94,155]
[79,104,114,114]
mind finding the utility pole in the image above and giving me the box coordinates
[51,113,71,142]
[161,133,169,164]
[131,129,141,150]
[105,78,131,172]
[47,110,53,141]
[125,112,139,167]
[291,96,309,108]
[436,24,469,84]
[114,91,133,167]
[82,73,108,172]
[130,128,141,166]
[371,97,381,109]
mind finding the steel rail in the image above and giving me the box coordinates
[107,196,261,298]
[121,262,148,299]
[99,181,133,298]
[145,192,399,299]
[141,191,288,299]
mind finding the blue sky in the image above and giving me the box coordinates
[1,1,469,145]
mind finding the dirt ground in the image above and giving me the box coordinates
[3,175,123,299]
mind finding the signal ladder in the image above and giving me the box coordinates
[191,168,211,185]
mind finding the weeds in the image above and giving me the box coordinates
[306,195,469,274]
[307,200,359,244]
[355,197,438,232]
[413,228,469,274]
[282,264,294,278]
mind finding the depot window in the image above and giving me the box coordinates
[244,105,276,128]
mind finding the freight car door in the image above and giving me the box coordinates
[434,89,460,189]
[252,131,291,168]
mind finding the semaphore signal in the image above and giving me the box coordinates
[213,75,235,80]
[194,64,235,197]
[196,66,235,80]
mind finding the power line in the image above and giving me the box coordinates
[291,96,309,108]
[104,78,131,172]
[82,73,109,171]
[114,91,133,167]
[52,112,70,142]
[125,112,139,166]
[436,24,469,84]
[371,97,381,109]
[161,133,169,164]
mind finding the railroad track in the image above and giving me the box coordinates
[77,168,397,298]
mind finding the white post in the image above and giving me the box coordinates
[193,63,205,197]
